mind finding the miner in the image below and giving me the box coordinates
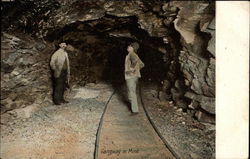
[50,42,70,105]
[125,42,144,113]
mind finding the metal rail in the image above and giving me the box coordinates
[138,83,180,159]
[94,90,115,159]
[94,84,179,159]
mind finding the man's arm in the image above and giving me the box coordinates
[134,54,144,69]
[66,53,70,85]
[139,59,144,69]
[50,55,56,70]
[125,55,133,74]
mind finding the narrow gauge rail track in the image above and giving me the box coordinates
[94,86,178,159]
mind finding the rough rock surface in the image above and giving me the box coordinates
[141,84,215,158]
[1,33,54,113]
[1,0,215,122]
[173,1,215,122]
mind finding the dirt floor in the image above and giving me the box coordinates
[0,83,114,159]
[0,83,215,159]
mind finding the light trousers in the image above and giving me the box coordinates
[126,77,139,113]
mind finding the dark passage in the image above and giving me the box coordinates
[45,15,180,86]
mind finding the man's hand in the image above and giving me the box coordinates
[126,69,135,75]
[66,82,70,89]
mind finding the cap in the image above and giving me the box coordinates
[130,42,139,52]
[59,42,67,48]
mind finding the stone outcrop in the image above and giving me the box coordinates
[1,33,54,114]
[172,1,215,122]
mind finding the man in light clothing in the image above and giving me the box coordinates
[125,42,144,113]
[50,42,70,105]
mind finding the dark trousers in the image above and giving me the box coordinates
[53,69,67,105]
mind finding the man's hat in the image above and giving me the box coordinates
[130,42,139,52]
[59,42,67,48]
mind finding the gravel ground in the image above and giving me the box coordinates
[0,83,114,159]
[141,84,215,159]
[1,82,214,159]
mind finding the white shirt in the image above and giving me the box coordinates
[50,48,70,83]
[124,51,144,80]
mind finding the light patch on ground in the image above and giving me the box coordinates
[73,88,100,99]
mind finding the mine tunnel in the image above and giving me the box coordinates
[1,1,215,159]
[45,15,181,87]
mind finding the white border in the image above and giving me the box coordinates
[216,1,249,158]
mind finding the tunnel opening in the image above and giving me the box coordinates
[45,14,181,88]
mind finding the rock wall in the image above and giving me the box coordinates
[173,1,215,123]
[1,33,54,114]
[1,0,215,123]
